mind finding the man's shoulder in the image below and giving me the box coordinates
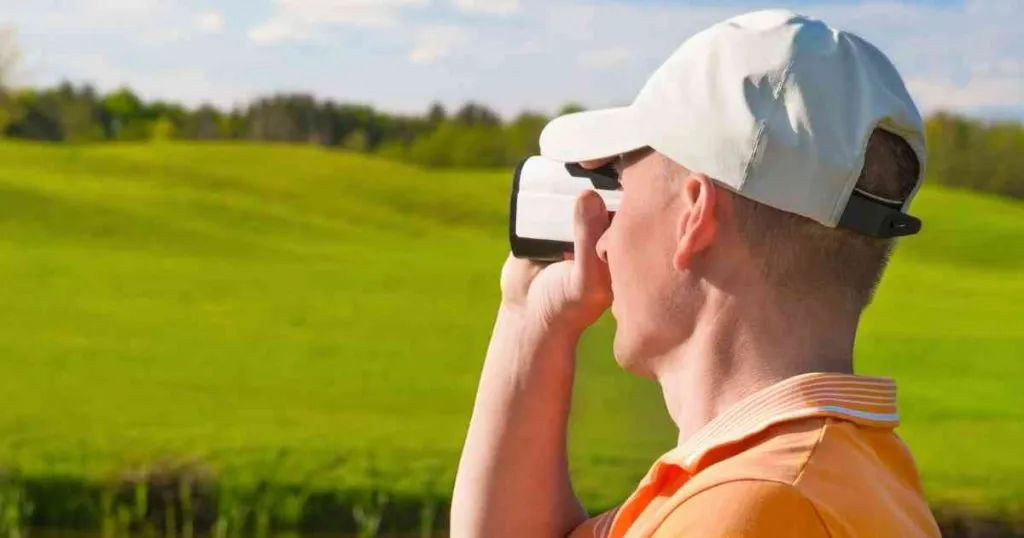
[683,414,922,492]
[640,418,830,537]
[658,416,940,537]
[651,479,828,537]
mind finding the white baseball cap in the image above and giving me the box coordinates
[539,9,926,238]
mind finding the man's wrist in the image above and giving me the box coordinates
[495,302,583,361]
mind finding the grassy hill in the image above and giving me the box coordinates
[0,141,1021,523]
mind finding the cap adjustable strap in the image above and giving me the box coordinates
[838,190,921,238]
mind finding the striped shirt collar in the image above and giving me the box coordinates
[661,372,899,471]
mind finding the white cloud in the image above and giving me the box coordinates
[409,25,470,64]
[10,0,167,32]
[249,18,312,44]
[971,59,1023,79]
[505,0,1023,116]
[0,0,196,45]
[139,27,186,45]
[41,52,251,108]
[250,0,429,44]
[275,0,427,26]
[580,47,629,70]
[197,10,224,33]
[456,0,520,16]
[80,0,164,18]
[907,75,1024,112]
[801,0,1023,113]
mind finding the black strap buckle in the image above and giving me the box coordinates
[838,190,922,238]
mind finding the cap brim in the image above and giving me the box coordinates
[539,105,650,163]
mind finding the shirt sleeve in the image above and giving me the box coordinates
[651,480,830,537]
[568,507,620,538]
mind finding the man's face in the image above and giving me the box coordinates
[596,149,701,377]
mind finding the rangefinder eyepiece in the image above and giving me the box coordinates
[509,156,623,262]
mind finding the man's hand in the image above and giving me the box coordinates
[451,188,614,538]
[500,189,613,336]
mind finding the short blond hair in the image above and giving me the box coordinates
[731,129,921,310]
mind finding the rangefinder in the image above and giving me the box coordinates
[509,156,622,262]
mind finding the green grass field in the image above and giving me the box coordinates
[0,141,1021,518]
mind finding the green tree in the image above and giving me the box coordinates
[923,113,1024,200]
[454,102,500,127]
[0,98,14,135]
[450,125,507,168]
[557,102,586,116]
[150,115,177,141]
[103,87,150,140]
[342,129,370,152]
[504,112,548,163]
[427,102,447,128]
[180,104,222,140]
[6,89,60,140]
[218,109,247,139]
[19,82,110,143]
[408,121,460,167]
[342,129,371,152]
[375,140,408,161]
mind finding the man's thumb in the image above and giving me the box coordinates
[571,190,611,290]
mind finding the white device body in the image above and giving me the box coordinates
[510,156,622,261]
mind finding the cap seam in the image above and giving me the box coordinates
[740,56,797,189]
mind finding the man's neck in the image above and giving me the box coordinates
[652,288,858,446]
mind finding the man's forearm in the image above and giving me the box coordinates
[451,304,587,538]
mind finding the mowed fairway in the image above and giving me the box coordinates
[0,141,1020,514]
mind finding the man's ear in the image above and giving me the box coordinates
[673,173,718,271]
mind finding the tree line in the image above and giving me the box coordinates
[0,80,572,168]
[924,113,1024,199]
[0,81,1019,199]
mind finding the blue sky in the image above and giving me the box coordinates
[2,0,1021,119]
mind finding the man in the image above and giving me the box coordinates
[451,9,941,538]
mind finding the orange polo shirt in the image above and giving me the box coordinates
[572,373,942,537]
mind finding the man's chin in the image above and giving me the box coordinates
[612,334,659,380]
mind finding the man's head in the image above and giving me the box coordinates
[590,129,919,374]
[538,10,926,375]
